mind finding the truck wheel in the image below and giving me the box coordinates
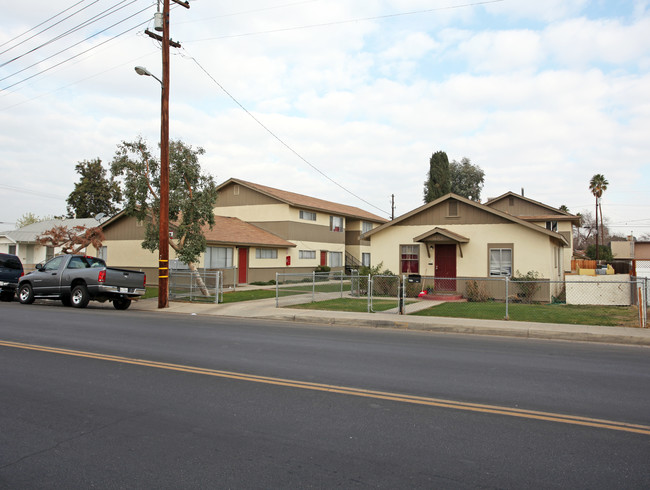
[18,284,35,304]
[71,285,90,308]
[61,295,72,307]
[113,298,132,310]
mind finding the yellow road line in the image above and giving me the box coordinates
[2,339,649,436]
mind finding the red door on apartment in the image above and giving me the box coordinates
[320,251,327,267]
[435,244,457,291]
[238,248,249,284]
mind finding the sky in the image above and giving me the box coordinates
[1,0,649,238]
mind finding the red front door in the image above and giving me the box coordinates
[435,244,456,291]
[320,251,327,267]
[238,248,248,284]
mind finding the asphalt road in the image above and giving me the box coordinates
[1,301,649,488]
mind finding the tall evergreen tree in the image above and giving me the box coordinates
[423,151,451,203]
[66,158,122,218]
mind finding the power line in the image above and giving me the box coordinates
[0,17,151,92]
[0,4,152,87]
[186,0,505,42]
[0,0,139,69]
[184,50,391,217]
[0,0,91,51]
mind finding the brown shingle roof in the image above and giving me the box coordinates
[202,216,295,248]
[220,178,388,223]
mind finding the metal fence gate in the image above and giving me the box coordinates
[169,269,223,303]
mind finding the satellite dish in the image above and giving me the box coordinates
[94,213,106,221]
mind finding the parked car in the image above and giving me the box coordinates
[18,255,146,310]
[0,253,24,301]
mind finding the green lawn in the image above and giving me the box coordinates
[288,298,400,312]
[411,302,641,327]
[221,289,277,303]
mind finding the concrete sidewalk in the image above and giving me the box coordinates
[130,296,650,347]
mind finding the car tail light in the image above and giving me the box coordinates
[98,270,106,283]
[143,273,146,287]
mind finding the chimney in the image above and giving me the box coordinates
[521,187,524,197]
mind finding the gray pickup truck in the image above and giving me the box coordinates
[18,255,146,310]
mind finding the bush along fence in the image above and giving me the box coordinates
[274,272,648,327]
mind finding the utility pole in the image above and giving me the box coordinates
[146,0,190,308]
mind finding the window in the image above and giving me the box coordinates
[330,216,343,232]
[329,251,342,267]
[299,210,316,221]
[256,248,278,259]
[234,185,240,195]
[8,244,16,255]
[546,221,558,232]
[400,245,419,274]
[97,246,107,261]
[362,221,372,234]
[489,248,512,276]
[43,256,66,272]
[362,253,370,267]
[205,247,233,268]
[448,201,458,217]
[299,250,316,260]
[46,246,54,261]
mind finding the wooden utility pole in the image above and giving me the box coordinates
[154,0,189,308]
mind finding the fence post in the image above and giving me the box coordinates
[504,276,509,320]
[275,273,279,308]
[312,271,315,302]
[368,276,372,313]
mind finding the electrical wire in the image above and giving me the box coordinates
[0,0,92,52]
[0,0,139,69]
[186,0,505,42]
[183,49,391,217]
[0,3,152,85]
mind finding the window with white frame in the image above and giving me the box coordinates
[299,250,316,260]
[329,251,342,267]
[97,246,107,261]
[489,248,512,276]
[362,253,370,266]
[362,221,372,234]
[330,216,343,232]
[299,210,316,221]
[8,244,16,255]
[205,246,233,268]
[256,248,278,259]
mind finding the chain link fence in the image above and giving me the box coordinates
[169,269,223,303]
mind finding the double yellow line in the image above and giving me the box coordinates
[2,339,649,436]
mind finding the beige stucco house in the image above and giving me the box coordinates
[362,193,575,300]
[89,178,387,285]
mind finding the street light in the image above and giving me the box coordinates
[134,66,163,87]
[134,62,170,309]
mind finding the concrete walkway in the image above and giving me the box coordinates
[130,294,650,347]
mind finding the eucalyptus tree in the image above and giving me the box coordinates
[111,137,218,294]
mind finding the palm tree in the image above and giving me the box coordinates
[589,174,609,261]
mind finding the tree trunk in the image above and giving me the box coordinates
[188,262,210,296]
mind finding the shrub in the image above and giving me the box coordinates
[465,280,489,302]
[510,270,541,304]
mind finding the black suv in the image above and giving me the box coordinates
[0,253,24,301]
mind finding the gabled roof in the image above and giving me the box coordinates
[217,178,388,223]
[202,216,295,248]
[485,191,580,224]
[413,227,470,243]
[0,218,104,243]
[363,193,569,246]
